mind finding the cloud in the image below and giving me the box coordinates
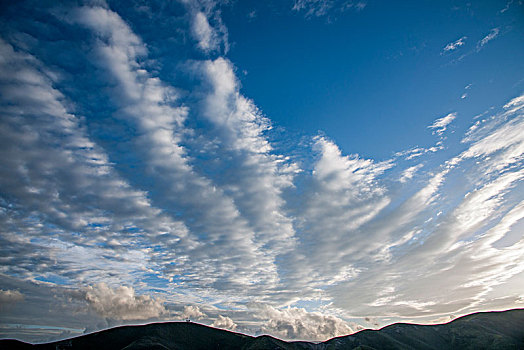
[212,315,237,331]
[292,0,366,18]
[181,305,207,320]
[73,5,280,292]
[192,11,217,52]
[442,36,467,53]
[273,136,393,299]
[84,283,167,320]
[253,304,363,341]
[328,94,524,320]
[500,0,514,13]
[184,1,229,53]
[0,289,24,304]
[0,36,191,286]
[364,316,380,328]
[477,28,500,51]
[399,164,424,183]
[1,1,523,344]
[395,145,442,160]
[198,57,299,255]
[503,94,524,112]
[428,112,456,136]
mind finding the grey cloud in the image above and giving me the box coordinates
[0,289,24,305]
[0,275,99,343]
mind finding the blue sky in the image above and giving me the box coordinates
[0,0,523,343]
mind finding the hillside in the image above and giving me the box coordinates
[1,309,523,349]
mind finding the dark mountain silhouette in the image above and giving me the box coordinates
[2,309,523,349]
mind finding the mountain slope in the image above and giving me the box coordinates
[2,309,523,349]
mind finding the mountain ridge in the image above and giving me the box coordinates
[2,309,523,349]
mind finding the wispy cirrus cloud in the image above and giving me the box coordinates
[477,28,500,51]
[428,112,456,136]
[399,164,424,183]
[292,0,366,18]
[328,95,524,320]
[442,36,467,53]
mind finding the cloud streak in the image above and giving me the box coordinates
[292,0,366,18]
[442,36,467,53]
[477,28,500,51]
[428,113,456,136]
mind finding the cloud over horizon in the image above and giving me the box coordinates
[84,284,167,321]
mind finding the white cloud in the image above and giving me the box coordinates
[181,305,207,320]
[442,36,467,53]
[84,283,167,320]
[184,1,229,53]
[292,0,366,17]
[428,112,456,136]
[252,304,363,341]
[395,145,441,160]
[212,315,237,331]
[399,164,424,183]
[2,2,524,343]
[293,0,333,17]
[461,114,524,175]
[199,57,299,254]
[74,5,283,294]
[280,136,392,291]
[503,94,524,112]
[329,95,524,321]
[0,37,190,284]
[477,28,500,50]
[192,12,217,52]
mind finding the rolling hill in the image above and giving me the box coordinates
[1,309,523,349]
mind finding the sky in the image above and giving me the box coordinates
[0,0,523,343]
